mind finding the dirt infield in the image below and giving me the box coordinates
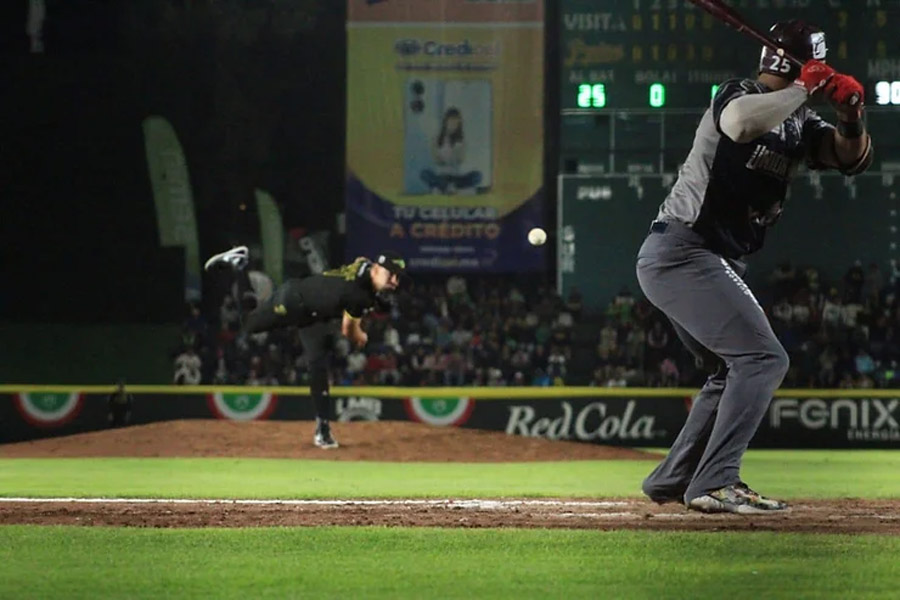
[2,420,898,534]
[1,498,898,534]
[0,420,656,461]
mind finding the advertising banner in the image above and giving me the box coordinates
[255,189,285,286]
[2,389,896,448]
[345,0,545,272]
[142,116,202,301]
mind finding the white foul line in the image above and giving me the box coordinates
[0,497,632,509]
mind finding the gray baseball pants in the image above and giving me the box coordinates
[635,220,789,504]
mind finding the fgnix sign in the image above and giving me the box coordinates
[770,398,900,442]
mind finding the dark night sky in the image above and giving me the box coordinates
[0,1,347,322]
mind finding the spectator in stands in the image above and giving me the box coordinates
[606,287,634,326]
[821,288,843,336]
[404,322,423,348]
[770,261,797,302]
[863,262,884,308]
[173,347,202,385]
[878,360,899,388]
[844,260,865,303]
[246,368,263,386]
[378,351,401,385]
[435,321,453,350]
[220,296,240,331]
[451,318,474,348]
[565,286,584,319]
[790,288,813,335]
[184,303,208,339]
[631,297,652,326]
[191,258,900,389]
[659,357,679,387]
[888,259,900,290]
[383,322,402,354]
[604,365,628,388]
[772,297,793,327]
[213,349,231,384]
[446,274,467,302]
[346,345,367,378]
[547,346,567,384]
[837,371,856,389]
[598,321,618,356]
[624,324,646,368]
[854,347,876,378]
[555,307,574,329]
[487,366,506,386]
[282,366,299,385]
[508,286,526,306]
[790,340,818,388]
[645,320,670,372]
[841,290,865,331]
[532,367,552,387]
[444,345,468,385]
[589,366,606,387]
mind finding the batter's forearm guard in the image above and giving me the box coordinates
[838,134,873,176]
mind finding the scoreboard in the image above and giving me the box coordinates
[561,0,900,110]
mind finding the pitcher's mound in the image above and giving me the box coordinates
[0,420,659,462]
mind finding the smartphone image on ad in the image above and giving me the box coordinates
[403,78,492,196]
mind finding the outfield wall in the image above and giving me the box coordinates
[1,386,898,449]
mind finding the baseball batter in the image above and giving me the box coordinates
[636,21,873,514]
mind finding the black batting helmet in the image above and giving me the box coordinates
[759,20,827,80]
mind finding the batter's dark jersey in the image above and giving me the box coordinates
[656,78,834,258]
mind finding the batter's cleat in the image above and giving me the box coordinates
[314,420,339,449]
[204,246,248,271]
[642,483,686,505]
[734,482,789,511]
[688,484,790,515]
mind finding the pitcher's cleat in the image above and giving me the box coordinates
[204,246,249,271]
[688,484,789,515]
[314,419,339,449]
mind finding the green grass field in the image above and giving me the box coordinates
[1,450,898,599]
[1,450,899,499]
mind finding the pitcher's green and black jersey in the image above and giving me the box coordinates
[291,258,378,321]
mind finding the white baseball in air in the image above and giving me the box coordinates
[527,227,547,246]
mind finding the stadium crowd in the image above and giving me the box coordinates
[172,259,900,389]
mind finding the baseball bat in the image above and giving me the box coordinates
[688,0,860,106]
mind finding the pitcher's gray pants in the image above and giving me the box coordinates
[635,220,789,504]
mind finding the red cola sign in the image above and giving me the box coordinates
[505,400,666,442]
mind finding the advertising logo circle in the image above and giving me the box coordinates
[404,396,474,426]
[207,392,278,421]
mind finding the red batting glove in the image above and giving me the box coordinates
[794,60,836,96]
[825,73,865,116]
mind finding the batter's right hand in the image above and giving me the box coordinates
[794,60,836,96]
